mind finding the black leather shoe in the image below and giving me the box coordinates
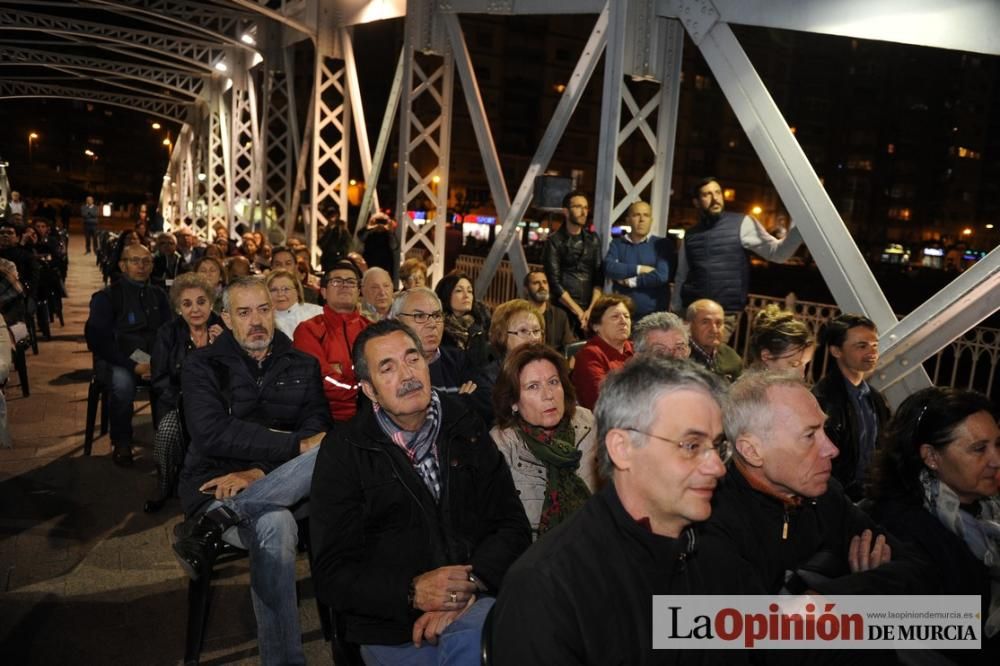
[112,442,134,467]
[172,515,225,580]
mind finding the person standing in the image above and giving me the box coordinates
[604,200,673,318]
[542,191,603,337]
[81,196,99,255]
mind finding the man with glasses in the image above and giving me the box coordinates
[85,244,171,465]
[492,357,756,664]
[702,371,927,597]
[390,287,495,424]
[294,260,370,422]
[632,311,691,360]
[542,190,604,337]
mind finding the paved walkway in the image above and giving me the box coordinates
[0,233,332,665]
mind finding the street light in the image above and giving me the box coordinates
[151,122,161,130]
[28,132,39,162]
[751,205,763,216]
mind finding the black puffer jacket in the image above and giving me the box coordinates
[150,312,223,423]
[178,329,331,516]
[309,395,531,646]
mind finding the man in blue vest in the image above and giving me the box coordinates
[670,177,802,331]
[85,244,172,465]
[604,200,673,318]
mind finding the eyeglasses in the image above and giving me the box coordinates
[624,428,732,463]
[327,278,358,288]
[397,310,443,324]
[507,327,543,339]
[650,342,690,356]
[125,257,153,266]
[269,286,295,295]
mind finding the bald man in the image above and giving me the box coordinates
[603,200,674,318]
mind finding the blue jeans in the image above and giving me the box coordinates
[96,360,137,445]
[360,597,495,666]
[205,445,319,666]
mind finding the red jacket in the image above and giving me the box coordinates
[293,306,370,422]
[571,335,634,410]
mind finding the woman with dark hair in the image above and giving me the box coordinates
[868,387,1000,660]
[193,256,227,312]
[570,294,634,410]
[746,304,815,378]
[491,343,597,536]
[435,271,492,367]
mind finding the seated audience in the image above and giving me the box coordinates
[317,203,353,272]
[813,313,889,501]
[523,270,576,352]
[193,256,227,312]
[702,371,929,596]
[173,225,203,267]
[485,299,545,374]
[104,229,143,283]
[685,298,742,382]
[632,311,690,359]
[296,255,323,305]
[151,232,186,288]
[293,260,370,422]
[399,257,428,290]
[571,295,634,410]
[241,232,268,273]
[360,266,394,322]
[868,387,1000,660]
[266,269,322,340]
[269,246,297,275]
[172,277,330,665]
[85,244,171,465]
[436,271,492,368]
[491,343,597,536]
[227,255,252,279]
[746,304,815,379]
[309,320,531,663]
[0,321,9,448]
[492,357,751,664]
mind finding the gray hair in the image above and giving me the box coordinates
[222,275,269,312]
[633,312,688,353]
[389,286,441,319]
[361,266,391,289]
[595,356,727,479]
[352,319,425,383]
[724,370,807,449]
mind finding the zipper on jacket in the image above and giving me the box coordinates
[781,508,789,540]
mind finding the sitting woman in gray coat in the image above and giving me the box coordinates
[490,343,598,537]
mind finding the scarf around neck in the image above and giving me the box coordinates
[518,415,591,534]
[921,468,1000,637]
[444,311,476,350]
[375,390,443,501]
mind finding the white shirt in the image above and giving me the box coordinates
[274,302,323,340]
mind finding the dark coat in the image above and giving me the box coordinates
[701,465,931,596]
[178,329,331,516]
[492,483,758,666]
[542,225,603,308]
[85,279,172,371]
[309,395,531,646]
[812,364,891,499]
[149,312,223,422]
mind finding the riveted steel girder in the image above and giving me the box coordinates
[0,79,190,121]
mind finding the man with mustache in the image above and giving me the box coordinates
[702,371,927,597]
[812,313,890,500]
[310,319,530,663]
[492,357,753,664]
[172,276,331,665]
[670,177,803,336]
[522,270,575,352]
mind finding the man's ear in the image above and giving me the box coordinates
[221,310,232,330]
[605,429,635,473]
[359,379,378,404]
[735,433,764,468]
[828,345,843,360]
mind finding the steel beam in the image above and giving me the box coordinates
[207,82,232,231]
[341,26,380,216]
[229,51,261,231]
[648,18,684,238]
[593,0,628,256]
[0,79,189,121]
[356,50,404,235]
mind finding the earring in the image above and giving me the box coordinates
[511,405,518,413]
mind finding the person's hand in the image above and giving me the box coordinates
[208,324,224,343]
[637,265,654,275]
[458,381,477,395]
[848,529,891,572]
[579,307,592,331]
[200,469,265,499]
[411,565,477,612]
[411,597,474,647]
[134,362,151,379]
[299,431,326,454]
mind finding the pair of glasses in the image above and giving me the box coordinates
[269,286,295,295]
[398,310,443,324]
[125,257,153,266]
[624,428,732,463]
[327,278,358,288]
[507,328,543,339]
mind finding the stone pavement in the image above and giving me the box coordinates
[0,234,333,665]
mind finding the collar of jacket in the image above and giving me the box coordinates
[349,391,480,452]
[211,326,294,360]
[322,303,365,327]
[599,482,696,565]
[726,461,814,512]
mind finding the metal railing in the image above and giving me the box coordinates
[455,253,1000,398]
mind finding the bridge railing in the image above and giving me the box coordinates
[455,254,1000,399]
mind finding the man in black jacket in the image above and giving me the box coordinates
[492,357,755,665]
[310,319,530,663]
[172,276,330,666]
[84,244,171,465]
[812,313,890,500]
[703,371,928,597]
[542,190,603,337]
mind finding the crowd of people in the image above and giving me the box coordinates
[74,178,998,665]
